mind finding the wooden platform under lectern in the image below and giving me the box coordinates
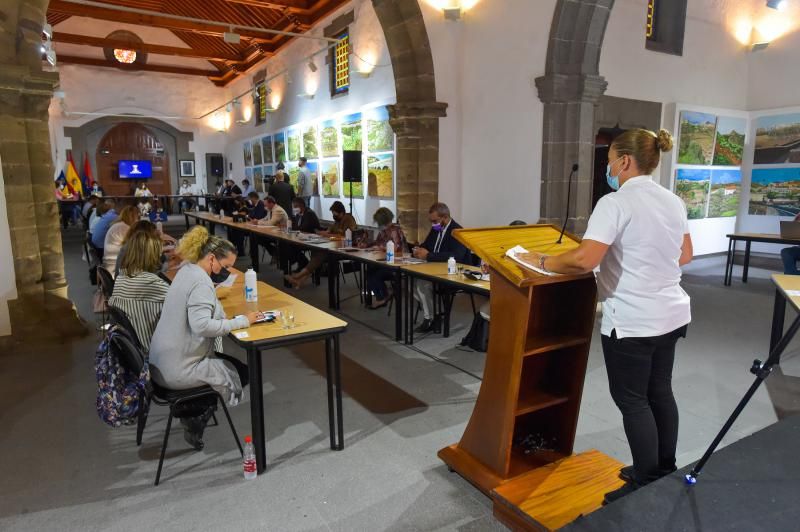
[437,225,614,530]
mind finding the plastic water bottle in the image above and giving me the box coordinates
[244,268,258,302]
[156,221,163,235]
[344,228,352,247]
[448,256,457,274]
[386,240,395,264]
[243,435,257,479]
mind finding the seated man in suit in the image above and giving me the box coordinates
[412,202,471,333]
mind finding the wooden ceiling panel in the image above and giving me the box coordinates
[47,0,351,85]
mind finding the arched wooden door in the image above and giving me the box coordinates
[96,123,170,197]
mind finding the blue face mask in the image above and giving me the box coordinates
[606,156,624,191]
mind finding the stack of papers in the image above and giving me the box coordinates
[505,245,559,277]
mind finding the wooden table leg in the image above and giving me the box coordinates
[743,240,752,283]
[770,289,787,353]
[247,347,267,474]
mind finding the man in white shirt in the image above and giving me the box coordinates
[241,179,255,197]
[178,179,195,212]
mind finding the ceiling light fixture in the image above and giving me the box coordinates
[42,23,53,39]
[223,26,241,44]
[766,0,788,10]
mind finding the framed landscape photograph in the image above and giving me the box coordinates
[274,132,286,163]
[286,162,299,191]
[307,161,320,196]
[708,168,741,218]
[341,113,362,151]
[749,167,800,216]
[253,166,264,192]
[320,119,339,157]
[252,137,263,166]
[754,113,800,165]
[303,125,318,159]
[262,136,273,164]
[179,160,195,177]
[367,153,394,198]
[677,111,717,165]
[287,129,301,161]
[675,168,711,219]
[243,141,253,167]
[367,106,394,152]
[321,159,340,197]
[712,116,746,166]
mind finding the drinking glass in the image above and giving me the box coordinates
[287,310,295,329]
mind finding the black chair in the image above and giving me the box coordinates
[108,324,243,485]
[96,267,115,328]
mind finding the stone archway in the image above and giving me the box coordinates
[372,0,447,241]
[0,0,84,343]
[535,0,615,234]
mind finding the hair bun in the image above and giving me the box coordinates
[656,129,674,153]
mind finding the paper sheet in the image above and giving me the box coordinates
[785,290,800,297]
[217,273,237,288]
[505,245,559,277]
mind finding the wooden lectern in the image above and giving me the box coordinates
[438,224,598,495]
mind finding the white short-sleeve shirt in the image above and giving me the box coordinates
[583,175,691,339]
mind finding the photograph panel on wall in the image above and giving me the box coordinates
[262,136,274,164]
[754,113,800,165]
[252,137,263,166]
[341,113,363,151]
[303,124,318,159]
[243,141,253,167]
[366,106,394,153]
[263,164,274,188]
[708,168,741,218]
[677,111,717,165]
[320,119,338,158]
[748,167,800,216]
[274,132,287,163]
[307,161,320,196]
[287,128,301,161]
[712,116,746,166]
[287,162,300,192]
[367,153,394,198]
[675,168,711,219]
[253,166,264,193]
[321,159,340,197]
[179,160,195,177]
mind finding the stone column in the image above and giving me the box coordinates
[0,0,85,344]
[535,74,607,234]
[389,102,447,242]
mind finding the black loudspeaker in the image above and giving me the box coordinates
[210,155,224,177]
[342,150,362,183]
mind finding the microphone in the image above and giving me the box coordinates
[556,163,579,244]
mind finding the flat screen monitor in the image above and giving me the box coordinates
[118,160,153,179]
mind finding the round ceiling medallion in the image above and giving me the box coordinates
[103,30,147,67]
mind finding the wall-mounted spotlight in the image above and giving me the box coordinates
[767,0,788,10]
[297,92,314,100]
[42,23,53,39]
[443,6,461,20]
[307,59,318,73]
[751,41,770,51]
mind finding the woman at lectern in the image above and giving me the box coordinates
[518,128,692,505]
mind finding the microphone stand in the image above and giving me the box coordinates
[557,163,579,244]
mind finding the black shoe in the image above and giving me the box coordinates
[602,481,639,505]
[415,318,434,333]
[619,465,677,483]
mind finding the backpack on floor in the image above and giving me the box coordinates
[95,326,149,427]
[460,313,489,352]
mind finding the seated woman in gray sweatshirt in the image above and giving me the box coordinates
[149,225,261,450]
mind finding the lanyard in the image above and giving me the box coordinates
[434,220,451,253]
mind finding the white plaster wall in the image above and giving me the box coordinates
[420,0,557,228]
[222,0,396,225]
[0,157,16,336]
[747,25,800,110]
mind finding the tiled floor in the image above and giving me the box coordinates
[0,225,798,531]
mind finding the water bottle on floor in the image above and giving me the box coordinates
[243,435,257,479]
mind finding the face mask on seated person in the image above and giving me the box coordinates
[292,207,301,216]
[432,222,444,232]
[210,264,231,284]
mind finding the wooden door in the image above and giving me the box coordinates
[96,123,170,197]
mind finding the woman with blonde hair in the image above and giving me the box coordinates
[519,129,693,504]
[101,205,140,276]
[109,220,169,352]
[149,226,260,450]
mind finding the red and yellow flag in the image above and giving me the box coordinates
[65,152,84,198]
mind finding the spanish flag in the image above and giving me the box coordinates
[65,152,84,198]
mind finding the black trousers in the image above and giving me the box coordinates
[601,324,687,484]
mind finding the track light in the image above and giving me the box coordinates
[307,59,317,73]
[767,0,788,10]
[42,23,53,39]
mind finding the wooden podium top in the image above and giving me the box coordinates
[453,224,591,287]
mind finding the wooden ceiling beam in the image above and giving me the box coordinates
[224,0,312,12]
[48,0,275,42]
[52,32,245,62]
[57,54,221,77]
